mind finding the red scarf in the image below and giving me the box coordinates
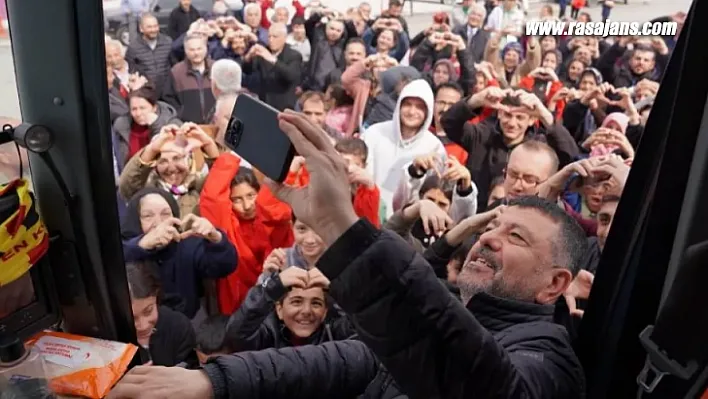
[128,123,150,160]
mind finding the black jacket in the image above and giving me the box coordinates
[242,45,303,111]
[302,13,358,92]
[441,100,580,210]
[143,306,198,366]
[204,340,402,398]
[202,221,585,398]
[168,6,201,40]
[124,34,173,96]
[596,42,669,88]
[225,278,357,352]
[452,24,490,66]
[317,220,586,399]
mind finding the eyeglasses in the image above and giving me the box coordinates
[505,169,543,187]
[435,100,456,109]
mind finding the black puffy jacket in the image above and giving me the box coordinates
[225,275,356,352]
[203,220,585,398]
[318,220,586,399]
[203,340,406,398]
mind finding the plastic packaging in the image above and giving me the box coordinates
[25,331,138,399]
[0,334,55,399]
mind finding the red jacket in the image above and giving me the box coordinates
[200,153,293,314]
[286,167,381,228]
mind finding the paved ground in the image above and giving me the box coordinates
[0,0,693,119]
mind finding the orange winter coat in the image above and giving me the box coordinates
[200,153,294,315]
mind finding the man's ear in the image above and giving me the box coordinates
[527,117,538,128]
[275,302,284,320]
[535,267,573,305]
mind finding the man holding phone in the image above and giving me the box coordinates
[109,111,586,399]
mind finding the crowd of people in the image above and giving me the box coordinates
[6,0,689,396]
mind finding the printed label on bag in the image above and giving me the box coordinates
[35,336,92,368]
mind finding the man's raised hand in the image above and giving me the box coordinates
[264,111,359,245]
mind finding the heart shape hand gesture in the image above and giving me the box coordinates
[278,266,331,290]
[137,214,222,251]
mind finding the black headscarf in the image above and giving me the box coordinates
[121,188,181,240]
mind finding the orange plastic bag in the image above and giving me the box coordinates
[26,331,138,398]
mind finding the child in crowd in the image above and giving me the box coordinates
[286,138,382,227]
[195,314,233,365]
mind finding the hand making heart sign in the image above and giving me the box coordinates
[278,266,331,290]
[137,214,222,250]
[142,123,220,163]
[467,87,554,126]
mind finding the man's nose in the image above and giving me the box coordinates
[300,304,313,316]
[478,233,503,252]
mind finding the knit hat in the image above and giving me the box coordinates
[501,41,524,59]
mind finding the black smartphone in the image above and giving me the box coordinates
[224,95,296,182]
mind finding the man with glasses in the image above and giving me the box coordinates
[501,140,558,201]
[441,86,579,211]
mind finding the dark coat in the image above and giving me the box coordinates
[203,340,394,398]
[200,222,585,398]
[441,100,580,210]
[242,45,303,111]
[225,275,356,352]
[318,221,586,399]
[142,305,198,366]
[168,5,201,40]
[125,34,173,95]
[452,24,490,66]
[301,13,358,92]
[121,188,238,319]
[161,59,216,124]
[596,42,669,88]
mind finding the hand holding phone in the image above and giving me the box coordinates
[224,95,296,182]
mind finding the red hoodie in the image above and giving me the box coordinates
[286,167,381,228]
[200,153,294,314]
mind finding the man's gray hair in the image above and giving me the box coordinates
[244,3,261,15]
[184,33,208,47]
[212,1,229,14]
[212,59,243,94]
[468,2,487,18]
[269,22,288,36]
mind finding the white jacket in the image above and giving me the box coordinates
[361,79,446,217]
[392,167,479,223]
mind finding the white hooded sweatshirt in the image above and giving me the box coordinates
[361,79,446,217]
